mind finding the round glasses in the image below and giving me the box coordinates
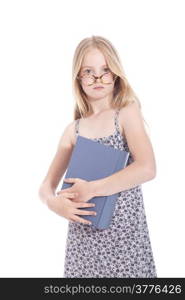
[77,70,117,86]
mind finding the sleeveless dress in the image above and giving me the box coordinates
[63,108,157,278]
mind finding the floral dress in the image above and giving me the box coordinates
[63,108,157,278]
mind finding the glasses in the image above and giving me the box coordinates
[77,70,117,86]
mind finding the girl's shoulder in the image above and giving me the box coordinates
[67,119,80,147]
[57,120,77,149]
[68,103,139,147]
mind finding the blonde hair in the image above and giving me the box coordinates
[71,35,149,131]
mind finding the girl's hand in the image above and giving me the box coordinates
[47,191,96,225]
[57,178,94,203]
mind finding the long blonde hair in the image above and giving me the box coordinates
[71,35,149,130]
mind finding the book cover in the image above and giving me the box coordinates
[60,135,130,230]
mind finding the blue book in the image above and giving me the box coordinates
[60,135,130,230]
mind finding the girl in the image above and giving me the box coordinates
[39,35,157,278]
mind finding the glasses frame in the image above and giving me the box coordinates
[77,70,118,86]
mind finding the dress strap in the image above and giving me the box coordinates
[75,109,120,137]
[75,119,80,136]
[114,108,121,132]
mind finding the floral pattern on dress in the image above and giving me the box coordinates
[63,109,157,278]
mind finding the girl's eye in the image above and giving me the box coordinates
[82,69,92,75]
[82,67,110,75]
[84,69,91,73]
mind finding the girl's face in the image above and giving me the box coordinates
[79,48,115,101]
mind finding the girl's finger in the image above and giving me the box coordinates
[58,192,78,198]
[74,202,95,208]
[67,193,77,198]
[71,215,92,225]
[75,209,96,216]
[58,188,71,194]
[57,189,69,194]
[70,194,79,199]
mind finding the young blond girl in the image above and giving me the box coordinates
[39,35,157,278]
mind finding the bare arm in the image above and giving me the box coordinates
[38,120,97,225]
[90,101,157,196]
[38,121,76,206]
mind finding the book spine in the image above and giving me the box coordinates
[97,152,128,229]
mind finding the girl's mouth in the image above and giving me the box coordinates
[93,86,104,90]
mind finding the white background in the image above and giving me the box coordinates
[0,0,184,277]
